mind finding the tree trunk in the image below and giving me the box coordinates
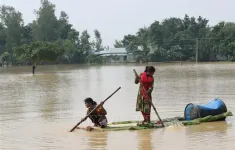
[32,65,36,74]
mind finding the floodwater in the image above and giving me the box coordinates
[0,62,234,150]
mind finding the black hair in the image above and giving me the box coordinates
[145,66,155,73]
[84,97,97,105]
[144,66,150,72]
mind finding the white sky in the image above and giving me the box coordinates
[1,0,235,47]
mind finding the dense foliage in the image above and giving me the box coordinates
[115,16,235,62]
[0,0,105,68]
[0,0,235,69]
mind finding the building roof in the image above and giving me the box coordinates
[101,53,127,56]
[90,48,133,57]
[98,48,127,55]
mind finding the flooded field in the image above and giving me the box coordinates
[0,62,234,150]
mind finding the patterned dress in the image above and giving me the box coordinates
[87,105,108,128]
[135,72,154,114]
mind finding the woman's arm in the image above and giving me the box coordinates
[147,78,154,95]
[97,106,107,115]
[135,73,142,84]
[135,76,139,84]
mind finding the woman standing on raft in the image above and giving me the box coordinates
[135,66,155,123]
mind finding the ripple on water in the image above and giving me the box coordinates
[0,63,235,150]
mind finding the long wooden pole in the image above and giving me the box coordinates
[133,69,164,127]
[69,86,121,132]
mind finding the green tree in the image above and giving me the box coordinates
[135,27,152,62]
[94,29,103,51]
[119,14,235,63]
[0,22,6,55]
[0,51,9,67]
[228,42,235,61]
[13,41,65,74]
[113,40,123,48]
[80,30,91,62]
[58,11,72,40]
[0,22,6,41]
[21,24,34,44]
[32,0,58,41]
[0,5,23,64]
[56,10,81,63]
[122,34,138,52]
[58,39,79,63]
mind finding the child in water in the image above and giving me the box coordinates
[83,97,108,128]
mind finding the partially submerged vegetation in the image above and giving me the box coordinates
[1,0,235,72]
[79,111,233,132]
[182,111,233,125]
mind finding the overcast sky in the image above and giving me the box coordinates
[1,0,235,47]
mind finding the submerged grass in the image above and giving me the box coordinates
[79,111,233,132]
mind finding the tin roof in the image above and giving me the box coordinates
[99,48,127,54]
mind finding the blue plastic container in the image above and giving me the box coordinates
[184,98,227,121]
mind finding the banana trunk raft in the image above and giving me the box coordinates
[77,111,233,132]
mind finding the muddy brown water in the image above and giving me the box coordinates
[0,62,234,150]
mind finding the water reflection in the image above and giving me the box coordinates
[137,130,153,150]
[0,63,235,150]
[86,132,108,150]
[185,121,231,150]
[32,73,75,121]
[0,74,27,122]
[185,121,229,134]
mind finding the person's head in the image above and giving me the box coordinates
[144,66,150,72]
[84,97,97,108]
[145,66,155,76]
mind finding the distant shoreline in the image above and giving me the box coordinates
[0,60,234,69]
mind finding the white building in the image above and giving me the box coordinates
[95,48,135,63]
